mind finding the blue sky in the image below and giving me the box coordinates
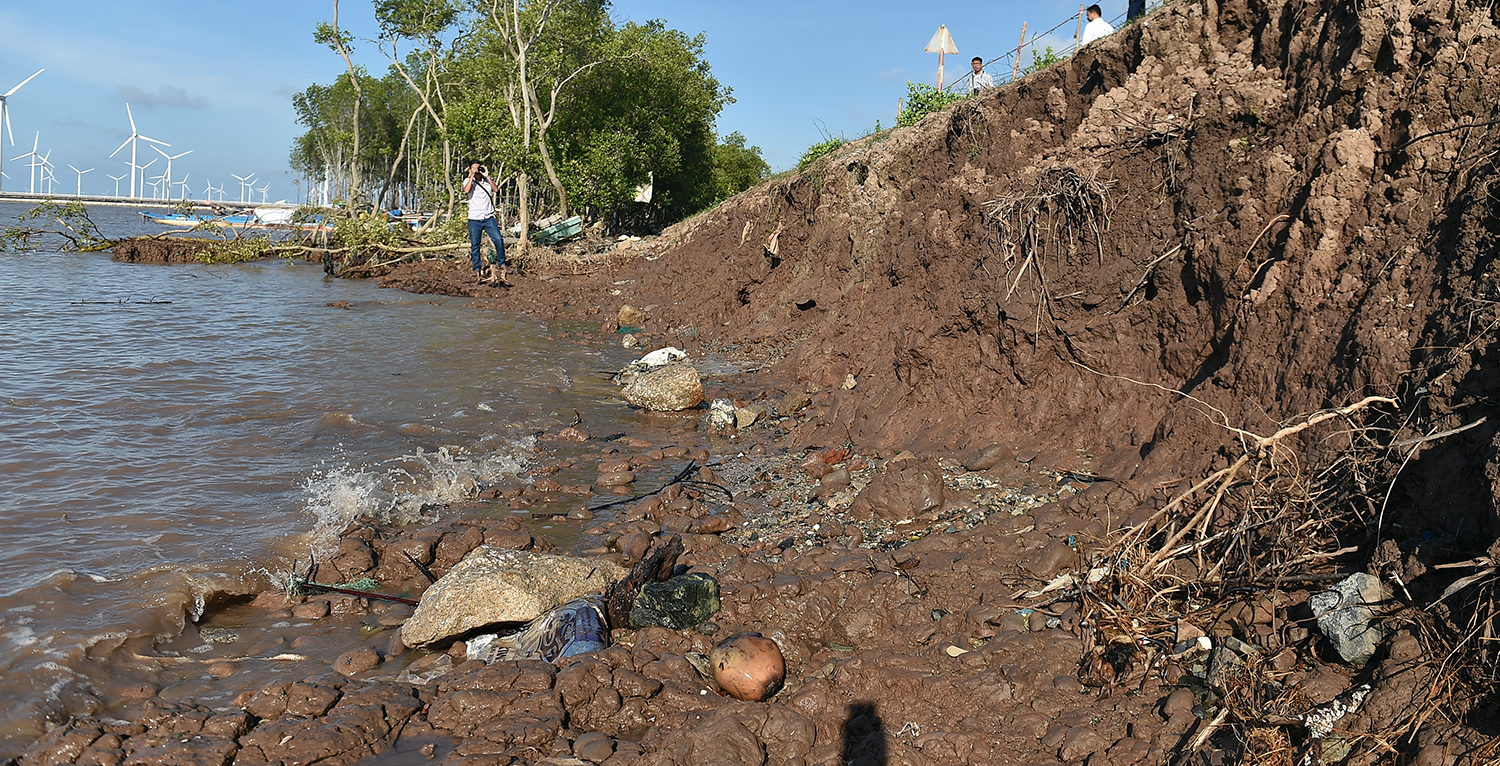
[0,0,1111,201]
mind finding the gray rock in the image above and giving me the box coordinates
[621,362,704,412]
[1310,572,1386,665]
[629,573,721,629]
[708,398,736,432]
[401,547,626,647]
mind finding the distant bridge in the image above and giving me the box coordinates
[0,192,299,210]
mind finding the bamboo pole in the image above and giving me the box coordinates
[1013,22,1029,79]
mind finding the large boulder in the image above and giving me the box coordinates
[621,362,704,412]
[847,456,946,521]
[401,547,626,647]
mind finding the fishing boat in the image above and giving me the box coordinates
[140,208,326,231]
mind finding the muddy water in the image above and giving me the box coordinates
[0,203,649,757]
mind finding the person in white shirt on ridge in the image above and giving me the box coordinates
[966,57,994,96]
[463,161,508,285]
[1081,4,1116,46]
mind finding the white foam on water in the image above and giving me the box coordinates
[302,437,534,556]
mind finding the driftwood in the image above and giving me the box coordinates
[604,534,684,629]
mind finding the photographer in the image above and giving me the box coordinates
[463,161,508,284]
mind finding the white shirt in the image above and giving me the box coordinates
[967,70,995,95]
[1081,17,1116,45]
[466,178,496,220]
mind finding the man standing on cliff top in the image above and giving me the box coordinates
[464,161,508,285]
[966,57,994,96]
[1081,4,1116,45]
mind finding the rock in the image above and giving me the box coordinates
[621,334,639,348]
[847,456,945,520]
[618,305,648,326]
[841,374,857,390]
[629,573,721,629]
[1309,572,1386,665]
[597,471,635,487]
[735,406,761,429]
[962,444,1016,471]
[333,647,380,677]
[401,547,626,647]
[780,391,812,414]
[621,363,704,412]
[712,633,785,702]
[574,731,615,763]
[708,398,736,433]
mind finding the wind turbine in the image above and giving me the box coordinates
[10,132,38,193]
[67,164,93,196]
[108,103,168,198]
[148,168,168,199]
[150,146,190,197]
[108,173,126,196]
[231,173,256,203]
[202,178,212,201]
[257,183,269,203]
[0,69,43,192]
[39,150,55,194]
[177,172,191,199]
[134,158,156,199]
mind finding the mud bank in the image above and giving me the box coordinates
[110,238,216,264]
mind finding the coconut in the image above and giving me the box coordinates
[711,632,785,701]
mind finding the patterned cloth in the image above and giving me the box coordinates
[468,595,609,664]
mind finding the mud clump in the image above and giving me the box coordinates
[110,237,215,263]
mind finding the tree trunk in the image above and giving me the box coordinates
[330,0,362,212]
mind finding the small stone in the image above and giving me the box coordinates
[1310,572,1386,665]
[780,391,812,414]
[841,374,857,390]
[574,731,615,763]
[708,399,736,433]
[208,662,238,679]
[734,407,760,429]
[629,573,721,629]
[618,305,648,326]
[333,647,380,677]
[621,334,639,348]
[292,600,329,619]
[598,471,636,487]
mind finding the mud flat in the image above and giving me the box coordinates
[21,0,1500,762]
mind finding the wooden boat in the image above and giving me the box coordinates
[141,210,326,231]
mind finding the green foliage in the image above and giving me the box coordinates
[293,0,739,231]
[710,132,770,203]
[797,137,845,170]
[897,81,965,128]
[198,236,276,264]
[1022,46,1064,76]
[330,212,404,252]
[0,202,113,252]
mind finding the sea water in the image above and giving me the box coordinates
[0,203,631,757]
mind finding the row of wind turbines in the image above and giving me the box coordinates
[0,68,270,203]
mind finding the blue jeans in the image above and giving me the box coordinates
[468,216,505,272]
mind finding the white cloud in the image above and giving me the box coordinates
[118,86,208,110]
